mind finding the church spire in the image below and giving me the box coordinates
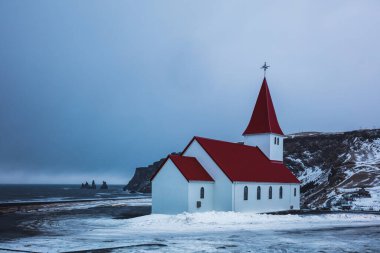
[243,77,284,136]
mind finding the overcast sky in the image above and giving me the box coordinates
[0,1,379,184]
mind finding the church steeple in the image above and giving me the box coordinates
[243,77,284,136]
[243,76,284,162]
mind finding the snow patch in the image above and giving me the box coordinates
[298,167,324,186]
[120,212,380,233]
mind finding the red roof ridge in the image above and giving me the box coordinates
[193,136,263,152]
[151,154,214,182]
[193,136,247,146]
[182,136,300,184]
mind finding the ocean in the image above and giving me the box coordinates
[0,184,134,204]
[1,185,380,252]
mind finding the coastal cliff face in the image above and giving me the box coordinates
[125,129,380,210]
[123,159,166,193]
[123,153,179,193]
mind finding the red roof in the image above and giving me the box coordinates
[183,136,299,183]
[243,78,284,135]
[151,155,214,182]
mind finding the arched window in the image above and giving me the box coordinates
[269,186,272,199]
[257,186,261,200]
[294,188,297,197]
[279,186,283,199]
[200,187,204,199]
[243,186,248,200]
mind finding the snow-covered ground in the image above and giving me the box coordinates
[2,211,380,253]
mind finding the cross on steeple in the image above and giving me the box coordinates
[261,62,270,77]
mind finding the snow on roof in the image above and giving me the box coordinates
[243,78,284,135]
[151,155,214,182]
[184,136,300,184]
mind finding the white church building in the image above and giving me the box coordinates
[151,77,300,214]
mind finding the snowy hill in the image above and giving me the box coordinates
[125,129,380,211]
[285,129,380,211]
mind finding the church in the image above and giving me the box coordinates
[151,74,300,214]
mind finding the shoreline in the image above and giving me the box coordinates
[0,197,152,242]
[0,195,149,208]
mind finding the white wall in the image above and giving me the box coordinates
[183,140,233,211]
[188,181,214,212]
[290,184,300,210]
[233,182,300,213]
[151,159,189,214]
[243,133,284,161]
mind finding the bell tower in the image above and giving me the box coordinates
[243,75,284,162]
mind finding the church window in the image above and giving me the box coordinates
[294,188,297,197]
[279,186,283,199]
[244,186,248,200]
[269,186,272,199]
[257,186,261,200]
[200,187,204,199]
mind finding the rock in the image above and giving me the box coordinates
[100,181,108,190]
[81,181,92,189]
[91,180,96,189]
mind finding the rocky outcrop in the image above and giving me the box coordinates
[100,181,108,190]
[80,180,97,189]
[123,153,180,193]
[125,129,380,210]
[124,158,166,193]
[81,181,90,189]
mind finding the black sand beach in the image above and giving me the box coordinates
[0,199,151,242]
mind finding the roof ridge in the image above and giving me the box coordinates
[194,136,262,151]
[264,80,273,132]
[169,154,196,159]
[181,136,300,184]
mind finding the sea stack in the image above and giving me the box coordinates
[100,181,108,190]
[91,180,96,189]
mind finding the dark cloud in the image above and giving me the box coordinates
[0,1,379,183]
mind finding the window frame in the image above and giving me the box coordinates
[200,187,205,199]
[257,186,261,200]
[269,186,272,199]
[243,186,248,200]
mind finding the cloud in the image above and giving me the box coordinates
[0,1,379,183]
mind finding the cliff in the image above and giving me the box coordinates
[124,153,179,193]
